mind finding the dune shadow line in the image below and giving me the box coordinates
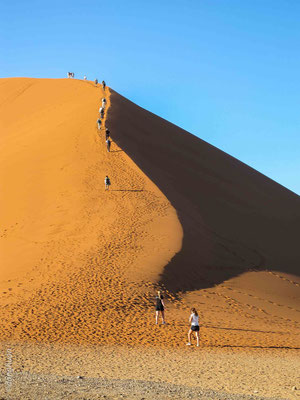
[108,88,300,294]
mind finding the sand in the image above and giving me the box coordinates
[0,78,299,399]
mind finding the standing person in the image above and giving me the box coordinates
[84,75,87,80]
[105,128,110,140]
[187,308,200,347]
[104,175,111,190]
[102,98,106,108]
[95,79,98,85]
[99,107,105,119]
[106,138,111,152]
[155,291,165,324]
[97,118,102,130]
[102,80,106,90]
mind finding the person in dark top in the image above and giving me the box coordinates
[97,118,102,130]
[102,80,106,90]
[95,79,98,85]
[105,128,110,140]
[155,290,165,324]
[104,175,111,190]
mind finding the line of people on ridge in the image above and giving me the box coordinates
[87,76,200,347]
[156,291,200,347]
[92,82,112,191]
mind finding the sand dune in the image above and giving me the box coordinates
[0,78,299,350]
[1,77,300,399]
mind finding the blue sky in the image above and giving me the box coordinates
[1,0,299,194]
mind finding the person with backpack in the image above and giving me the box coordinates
[105,128,110,140]
[102,80,106,90]
[104,175,111,190]
[97,118,102,130]
[186,308,200,347]
[106,138,111,152]
[155,291,165,324]
[102,98,107,109]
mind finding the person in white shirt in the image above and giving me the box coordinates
[102,98,106,109]
[84,75,87,80]
[99,107,104,118]
[187,308,200,347]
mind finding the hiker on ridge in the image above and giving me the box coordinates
[99,107,105,119]
[102,80,106,90]
[102,98,107,109]
[95,79,98,85]
[106,138,111,152]
[105,128,110,140]
[97,118,102,130]
[186,308,200,347]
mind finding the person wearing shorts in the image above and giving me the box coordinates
[155,291,165,324]
[187,308,200,346]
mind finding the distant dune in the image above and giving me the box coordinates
[0,78,299,350]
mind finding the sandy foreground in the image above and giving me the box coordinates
[0,78,299,399]
[0,343,299,399]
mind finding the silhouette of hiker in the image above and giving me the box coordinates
[84,75,87,80]
[102,80,106,90]
[97,118,102,130]
[102,98,106,109]
[106,138,111,152]
[105,175,111,190]
[105,128,110,140]
[95,79,98,85]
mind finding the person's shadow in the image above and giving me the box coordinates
[111,189,143,192]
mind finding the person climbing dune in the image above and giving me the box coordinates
[102,80,106,90]
[155,291,165,325]
[97,118,102,130]
[99,107,105,119]
[102,98,107,109]
[106,138,111,152]
[104,175,111,190]
[105,128,110,140]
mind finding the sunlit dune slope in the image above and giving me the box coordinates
[0,78,182,344]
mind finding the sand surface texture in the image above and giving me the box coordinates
[0,78,299,399]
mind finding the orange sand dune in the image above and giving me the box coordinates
[0,78,299,351]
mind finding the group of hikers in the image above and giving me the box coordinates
[156,291,200,346]
[88,76,199,346]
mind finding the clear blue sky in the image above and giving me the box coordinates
[1,0,299,195]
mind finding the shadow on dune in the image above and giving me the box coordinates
[107,89,300,294]
[112,189,144,192]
